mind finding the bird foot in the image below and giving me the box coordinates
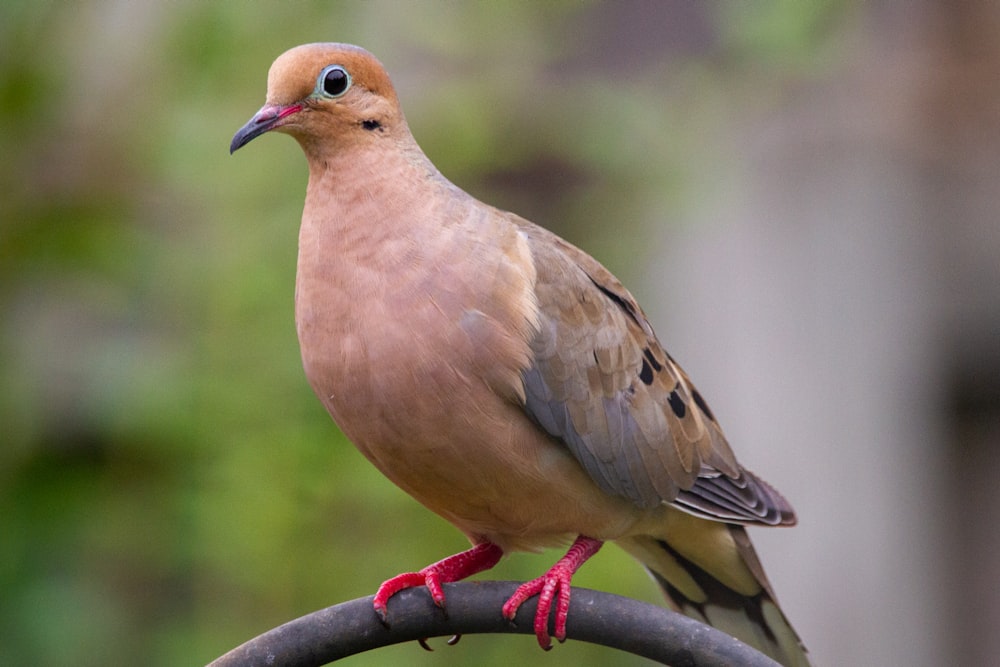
[501,535,603,650]
[373,541,503,624]
[373,571,441,624]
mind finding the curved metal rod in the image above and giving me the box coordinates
[207,581,779,667]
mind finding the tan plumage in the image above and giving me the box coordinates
[231,42,810,666]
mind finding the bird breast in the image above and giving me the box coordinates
[293,172,543,481]
[287,153,660,549]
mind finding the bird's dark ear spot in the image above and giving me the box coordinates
[361,119,382,131]
[315,65,351,98]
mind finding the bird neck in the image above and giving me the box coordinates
[295,133,482,311]
[304,135,462,239]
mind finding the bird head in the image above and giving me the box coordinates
[230,43,404,156]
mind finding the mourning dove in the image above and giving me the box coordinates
[231,43,811,666]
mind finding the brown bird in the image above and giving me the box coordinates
[231,42,810,666]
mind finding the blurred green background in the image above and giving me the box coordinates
[5,2,1000,666]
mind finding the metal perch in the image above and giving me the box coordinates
[207,581,779,667]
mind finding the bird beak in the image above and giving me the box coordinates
[230,103,303,154]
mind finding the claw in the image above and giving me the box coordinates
[373,571,430,624]
[371,542,503,624]
[502,574,568,649]
[501,536,603,649]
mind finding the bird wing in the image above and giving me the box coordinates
[515,219,794,526]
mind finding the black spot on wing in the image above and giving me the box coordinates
[667,388,687,418]
[643,347,663,372]
[638,348,662,386]
[692,389,715,421]
[588,276,642,328]
[639,358,654,385]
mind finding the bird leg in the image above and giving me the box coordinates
[501,535,603,650]
[373,541,503,623]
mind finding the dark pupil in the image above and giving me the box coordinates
[323,68,348,96]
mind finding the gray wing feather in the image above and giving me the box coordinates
[516,220,796,526]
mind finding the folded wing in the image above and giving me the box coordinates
[516,220,795,526]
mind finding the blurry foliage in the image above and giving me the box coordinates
[0,2,851,665]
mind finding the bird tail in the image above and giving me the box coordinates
[616,523,811,667]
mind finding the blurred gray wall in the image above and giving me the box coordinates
[643,3,1000,665]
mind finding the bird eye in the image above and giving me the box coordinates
[317,65,351,98]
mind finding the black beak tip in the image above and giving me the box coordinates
[230,104,299,155]
[229,114,271,155]
[229,125,257,155]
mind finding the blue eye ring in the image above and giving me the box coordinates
[316,65,351,98]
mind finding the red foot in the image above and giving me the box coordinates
[373,541,503,624]
[501,535,603,649]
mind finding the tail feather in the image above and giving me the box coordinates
[616,524,810,667]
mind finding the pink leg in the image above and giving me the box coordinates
[501,535,603,650]
[373,541,503,623]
